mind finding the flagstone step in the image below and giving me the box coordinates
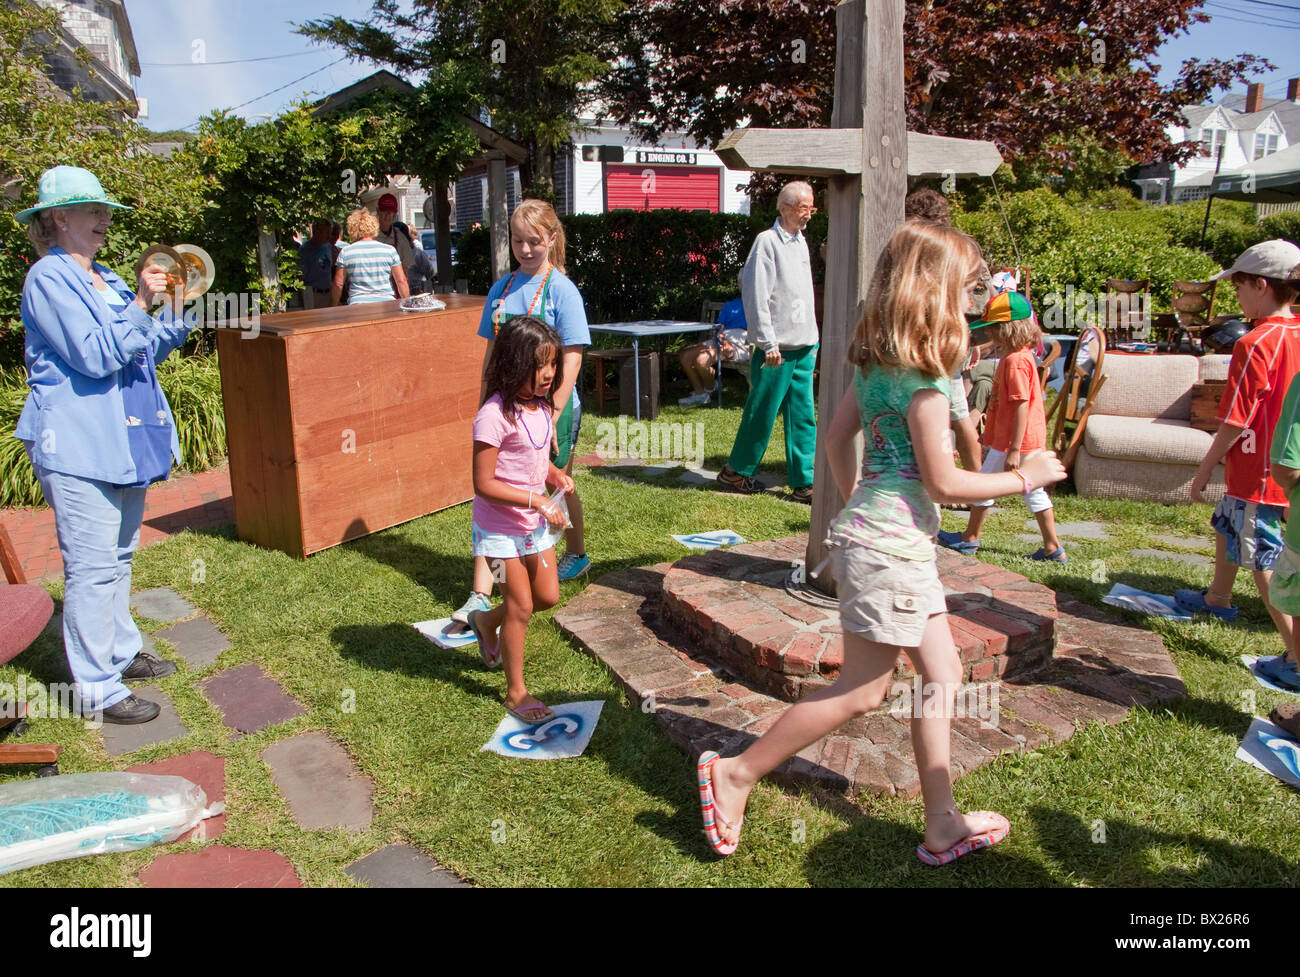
[346,844,470,888]
[199,662,307,734]
[99,684,188,757]
[262,732,374,831]
[140,846,301,888]
[156,616,230,669]
[129,588,196,624]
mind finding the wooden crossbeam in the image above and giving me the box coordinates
[715,128,1003,179]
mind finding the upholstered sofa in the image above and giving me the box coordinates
[1073,353,1231,504]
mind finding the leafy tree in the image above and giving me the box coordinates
[0,0,206,366]
[600,1,1270,174]
[298,0,625,190]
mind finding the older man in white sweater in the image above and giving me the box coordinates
[717,181,819,501]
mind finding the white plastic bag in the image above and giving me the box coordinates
[0,773,224,875]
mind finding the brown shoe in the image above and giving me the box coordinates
[790,486,813,504]
[717,465,766,495]
[1270,701,1300,739]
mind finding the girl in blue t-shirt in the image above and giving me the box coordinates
[453,201,592,628]
[696,221,1066,865]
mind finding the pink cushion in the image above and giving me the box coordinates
[0,586,55,665]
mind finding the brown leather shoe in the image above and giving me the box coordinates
[717,464,766,495]
[1270,701,1300,739]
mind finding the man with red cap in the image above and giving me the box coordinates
[375,192,432,294]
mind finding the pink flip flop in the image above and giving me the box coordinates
[915,811,1010,866]
[697,751,743,857]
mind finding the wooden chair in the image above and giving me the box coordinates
[1102,278,1149,346]
[1015,265,1032,301]
[0,523,62,776]
[1038,340,1062,393]
[1047,326,1106,460]
[1166,279,1218,352]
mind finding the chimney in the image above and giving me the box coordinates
[1246,82,1264,113]
[1289,77,1300,104]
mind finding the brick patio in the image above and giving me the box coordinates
[555,536,1186,797]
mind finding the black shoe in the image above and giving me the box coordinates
[122,651,177,681]
[717,465,766,494]
[100,695,161,725]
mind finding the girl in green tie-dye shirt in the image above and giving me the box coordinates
[697,221,1066,865]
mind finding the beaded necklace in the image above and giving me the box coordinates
[492,264,553,335]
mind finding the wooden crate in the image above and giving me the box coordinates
[217,296,486,558]
[1190,380,1225,433]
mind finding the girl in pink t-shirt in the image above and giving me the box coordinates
[468,315,574,725]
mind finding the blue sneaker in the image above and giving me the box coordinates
[1256,654,1300,692]
[557,553,591,581]
[451,591,491,626]
[937,530,979,555]
[1173,588,1239,622]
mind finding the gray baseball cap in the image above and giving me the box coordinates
[1213,239,1300,280]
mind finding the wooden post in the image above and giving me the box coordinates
[805,0,907,594]
[433,177,454,292]
[487,153,510,282]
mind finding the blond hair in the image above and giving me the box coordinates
[346,208,379,240]
[850,220,982,379]
[511,199,566,274]
[995,314,1041,354]
[26,210,58,257]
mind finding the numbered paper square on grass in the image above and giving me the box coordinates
[480,701,605,760]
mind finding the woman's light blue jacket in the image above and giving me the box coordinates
[13,247,197,484]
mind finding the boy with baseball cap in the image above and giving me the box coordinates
[1177,240,1300,687]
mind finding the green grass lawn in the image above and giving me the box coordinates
[3,374,1298,887]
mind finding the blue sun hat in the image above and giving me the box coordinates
[14,166,132,225]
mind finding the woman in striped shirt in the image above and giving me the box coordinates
[332,208,410,306]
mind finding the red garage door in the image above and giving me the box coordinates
[605,165,721,212]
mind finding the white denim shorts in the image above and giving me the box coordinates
[831,538,947,647]
[972,447,1053,512]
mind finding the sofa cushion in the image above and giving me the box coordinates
[1083,414,1213,465]
[1093,353,1199,420]
[1074,447,1226,505]
[1199,354,1232,382]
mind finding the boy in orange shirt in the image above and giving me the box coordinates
[939,292,1064,561]
[1177,241,1300,674]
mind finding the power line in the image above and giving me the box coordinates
[178,55,350,130]
[1205,0,1300,23]
[1232,0,1300,11]
[142,50,321,68]
[1204,8,1300,30]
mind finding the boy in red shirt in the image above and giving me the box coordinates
[939,292,1064,561]
[1177,241,1300,666]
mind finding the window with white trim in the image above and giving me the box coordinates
[1199,126,1225,159]
[1255,132,1279,160]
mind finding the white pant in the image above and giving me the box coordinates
[973,447,1053,512]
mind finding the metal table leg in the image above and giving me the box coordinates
[633,336,641,422]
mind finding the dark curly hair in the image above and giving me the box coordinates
[483,315,564,421]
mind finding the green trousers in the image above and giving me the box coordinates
[727,344,818,487]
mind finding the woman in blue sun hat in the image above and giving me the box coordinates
[12,165,198,726]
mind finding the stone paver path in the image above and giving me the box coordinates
[130,588,197,623]
[346,844,470,888]
[100,684,188,757]
[156,616,230,668]
[141,846,302,888]
[199,662,306,734]
[262,732,375,831]
[1025,519,1109,540]
[1129,548,1213,568]
[1152,534,1207,550]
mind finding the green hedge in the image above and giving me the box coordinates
[0,353,227,509]
[456,209,829,339]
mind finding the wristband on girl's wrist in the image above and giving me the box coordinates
[1012,467,1032,494]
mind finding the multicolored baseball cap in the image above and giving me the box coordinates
[971,290,1034,330]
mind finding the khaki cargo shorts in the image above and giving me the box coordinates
[831,538,947,648]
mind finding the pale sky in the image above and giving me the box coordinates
[125,0,1300,136]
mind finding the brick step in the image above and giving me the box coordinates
[660,542,1057,703]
